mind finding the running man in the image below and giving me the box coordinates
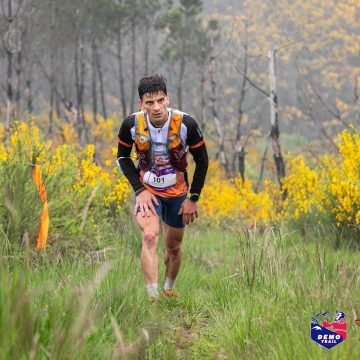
[116,75,208,298]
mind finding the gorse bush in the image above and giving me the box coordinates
[278,128,360,244]
[200,161,273,225]
[0,122,131,253]
[1,120,359,251]
[200,127,360,244]
[323,129,360,227]
[0,123,45,252]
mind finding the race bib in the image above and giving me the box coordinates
[143,166,176,191]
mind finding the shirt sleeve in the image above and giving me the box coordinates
[117,115,135,148]
[116,115,145,194]
[183,115,206,149]
[183,115,208,195]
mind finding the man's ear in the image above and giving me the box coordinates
[138,99,143,111]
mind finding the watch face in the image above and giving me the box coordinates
[190,194,199,202]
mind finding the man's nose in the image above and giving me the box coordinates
[153,101,160,110]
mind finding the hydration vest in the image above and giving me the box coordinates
[134,110,188,172]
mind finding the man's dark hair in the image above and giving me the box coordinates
[138,74,167,100]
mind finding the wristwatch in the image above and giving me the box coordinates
[188,193,200,202]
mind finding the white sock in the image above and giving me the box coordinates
[146,283,159,298]
[164,277,176,291]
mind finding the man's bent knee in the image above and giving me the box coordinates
[166,244,182,258]
[143,232,158,249]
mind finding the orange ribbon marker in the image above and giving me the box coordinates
[32,165,49,249]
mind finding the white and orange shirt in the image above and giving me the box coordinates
[117,108,206,198]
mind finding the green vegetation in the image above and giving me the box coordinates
[1,227,359,359]
[0,118,359,359]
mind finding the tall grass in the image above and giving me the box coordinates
[0,246,156,359]
[1,226,359,359]
[179,227,360,359]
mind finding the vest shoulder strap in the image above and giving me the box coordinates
[168,109,184,136]
[134,111,151,151]
[168,110,185,149]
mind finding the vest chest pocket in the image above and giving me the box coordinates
[143,166,176,191]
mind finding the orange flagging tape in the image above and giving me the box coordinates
[32,165,49,249]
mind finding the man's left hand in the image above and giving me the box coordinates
[178,198,198,225]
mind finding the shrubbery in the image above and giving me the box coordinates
[0,121,130,253]
[1,120,359,252]
[198,128,360,244]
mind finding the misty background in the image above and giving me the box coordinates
[0,0,359,177]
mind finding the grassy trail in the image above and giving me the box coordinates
[1,226,359,359]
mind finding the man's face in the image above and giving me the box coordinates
[140,91,169,124]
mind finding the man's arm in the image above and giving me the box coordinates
[188,143,208,195]
[178,116,208,225]
[117,115,145,195]
[183,115,209,196]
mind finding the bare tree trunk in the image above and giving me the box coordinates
[2,0,23,135]
[91,38,98,123]
[73,7,86,143]
[48,43,55,134]
[117,26,127,118]
[25,68,33,114]
[200,65,206,128]
[255,137,270,193]
[74,36,83,141]
[177,51,185,109]
[15,49,21,116]
[130,18,136,112]
[144,17,149,75]
[72,4,88,144]
[199,45,207,127]
[55,93,61,118]
[209,56,229,176]
[95,45,107,120]
[354,77,360,130]
[268,49,286,191]
[79,37,89,144]
[5,3,14,136]
[58,45,71,122]
[176,7,192,110]
[48,1,57,134]
[235,26,248,183]
[49,59,54,135]
[6,49,13,134]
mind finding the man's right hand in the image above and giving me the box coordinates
[134,189,159,217]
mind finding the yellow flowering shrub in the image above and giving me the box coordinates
[62,124,78,144]
[1,121,131,218]
[199,127,360,235]
[44,144,78,176]
[81,111,120,166]
[0,124,7,162]
[103,175,131,210]
[263,128,360,232]
[3,122,51,164]
[200,162,272,225]
[1,117,359,239]
[281,156,320,219]
[93,117,114,142]
[264,179,282,222]
[320,129,360,227]
[0,123,5,139]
